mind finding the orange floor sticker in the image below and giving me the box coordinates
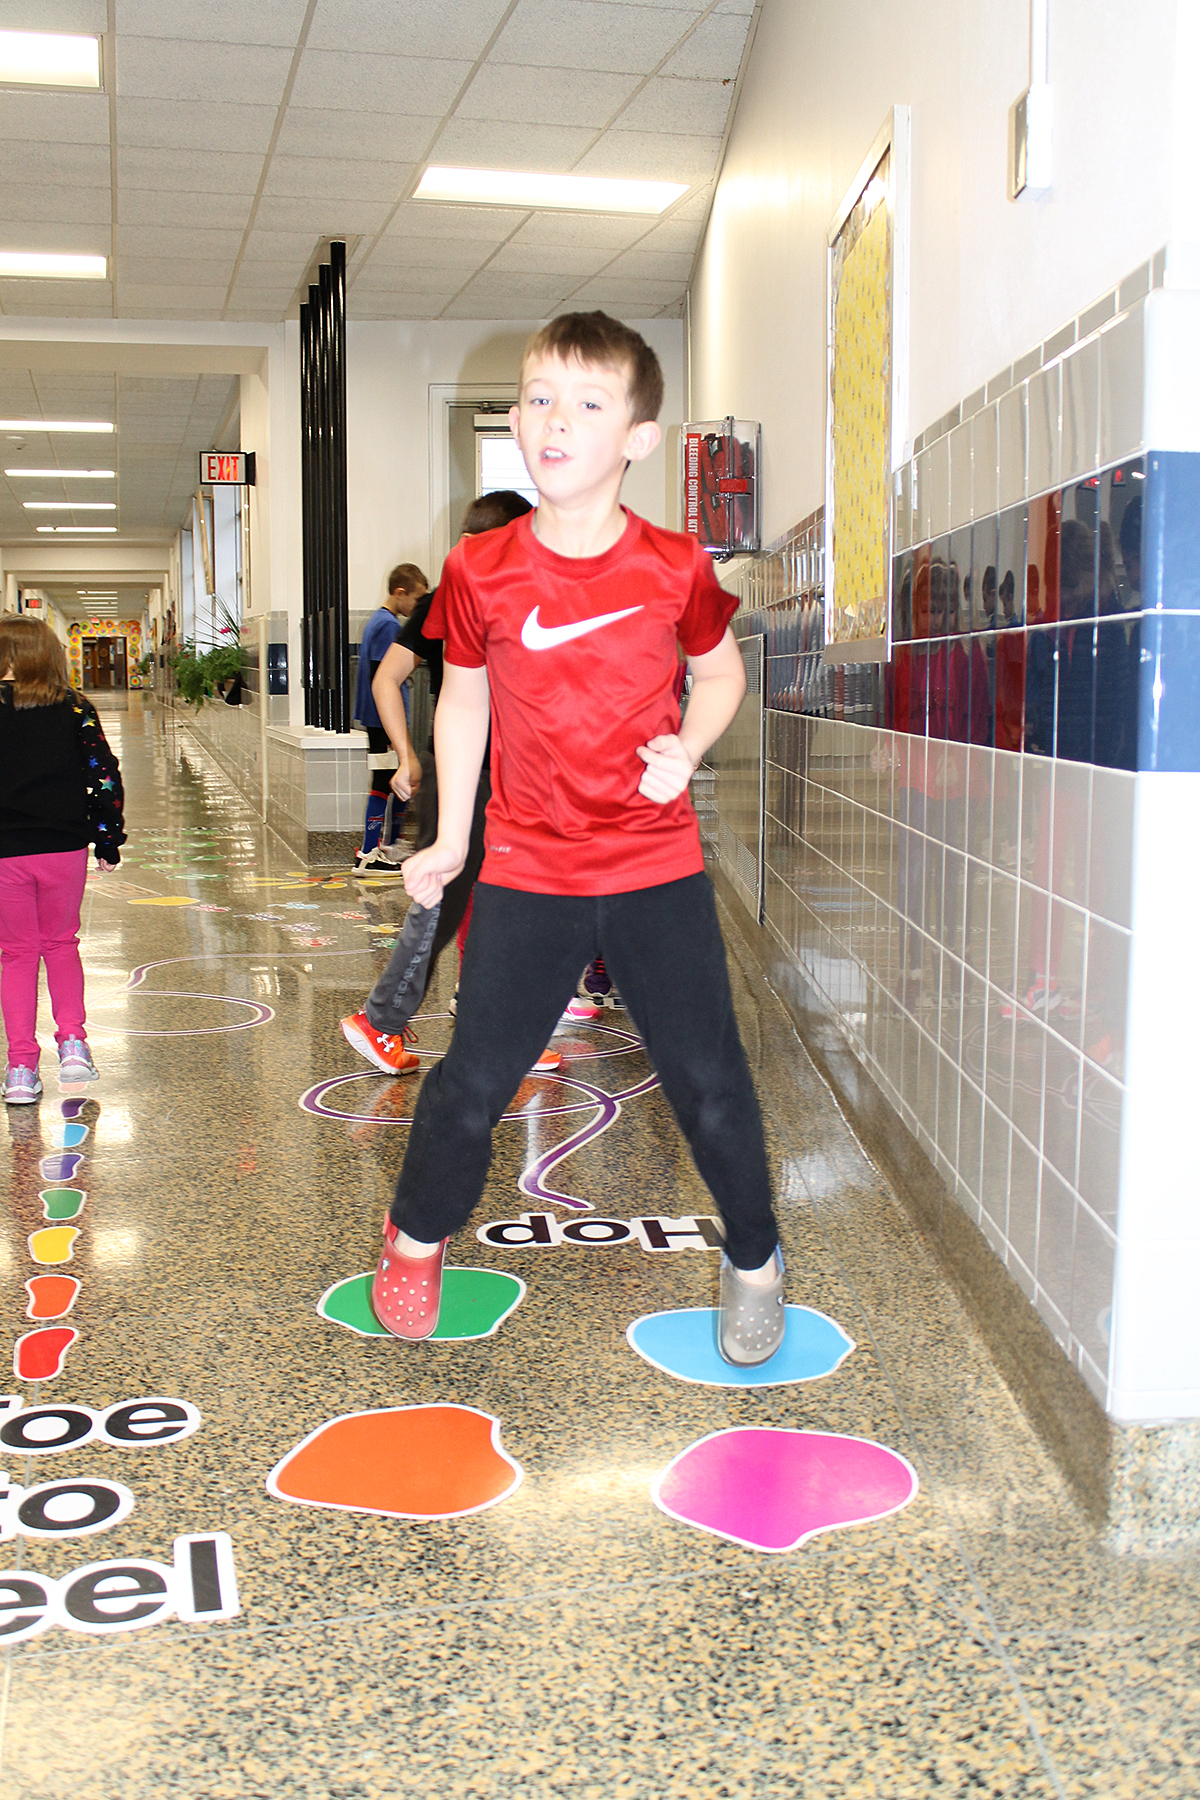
[266,1405,523,1520]
[24,1276,81,1320]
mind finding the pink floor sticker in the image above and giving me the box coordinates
[651,1428,919,1554]
[14,1327,79,1383]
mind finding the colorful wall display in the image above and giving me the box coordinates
[825,108,910,661]
[67,618,145,689]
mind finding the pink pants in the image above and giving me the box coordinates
[0,849,89,1067]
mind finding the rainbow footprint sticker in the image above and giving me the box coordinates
[28,1227,80,1266]
[13,1327,78,1383]
[267,1405,522,1520]
[317,1268,526,1342]
[652,1428,919,1554]
[24,1276,81,1320]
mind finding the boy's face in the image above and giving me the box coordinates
[509,351,660,509]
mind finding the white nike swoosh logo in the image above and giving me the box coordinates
[520,603,642,651]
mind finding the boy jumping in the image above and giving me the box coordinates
[371,312,785,1367]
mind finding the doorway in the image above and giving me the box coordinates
[82,637,127,691]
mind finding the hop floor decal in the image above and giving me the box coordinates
[626,1306,855,1388]
[267,1405,523,1520]
[317,1267,526,1341]
[651,1428,919,1554]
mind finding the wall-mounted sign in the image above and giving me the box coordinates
[824,106,910,663]
[680,419,760,558]
[198,451,255,486]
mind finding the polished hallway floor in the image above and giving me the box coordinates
[0,696,1196,1800]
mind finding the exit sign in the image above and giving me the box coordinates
[199,451,255,485]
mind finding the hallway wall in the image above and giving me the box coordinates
[690,0,1180,539]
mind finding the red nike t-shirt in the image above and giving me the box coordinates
[426,508,736,896]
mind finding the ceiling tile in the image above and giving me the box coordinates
[600,245,694,279]
[117,98,279,153]
[115,0,312,44]
[351,265,471,295]
[0,187,111,226]
[614,75,732,137]
[446,269,573,308]
[504,212,648,250]
[489,241,610,278]
[660,11,752,79]
[458,63,638,128]
[118,190,255,230]
[574,127,721,182]
[7,0,107,27]
[431,117,596,171]
[365,236,508,272]
[117,148,263,194]
[117,37,294,104]
[634,212,703,251]
[0,221,110,255]
[253,195,391,236]
[0,142,109,185]
[567,276,685,306]
[289,48,471,113]
[115,225,245,258]
[489,1,702,74]
[263,156,409,201]
[0,91,110,145]
[381,201,522,241]
[273,108,438,164]
[307,0,512,58]
[117,261,237,290]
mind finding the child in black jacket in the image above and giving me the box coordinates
[0,617,125,1104]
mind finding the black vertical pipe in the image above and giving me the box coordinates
[328,241,349,732]
[299,292,314,725]
[318,260,333,729]
[298,243,350,734]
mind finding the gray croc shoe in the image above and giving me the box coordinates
[718,1250,786,1366]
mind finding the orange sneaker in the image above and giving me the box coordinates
[340,1011,419,1074]
[370,1221,447,1338]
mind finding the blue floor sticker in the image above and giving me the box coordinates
[626,1305,855,1388]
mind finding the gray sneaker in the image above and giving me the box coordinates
[718,1250,786,1366]
[58,1038,98,1082]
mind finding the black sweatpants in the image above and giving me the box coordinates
[390,872,779,1270]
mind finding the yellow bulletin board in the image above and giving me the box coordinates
[824,109,910,662]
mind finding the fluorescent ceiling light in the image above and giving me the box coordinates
[0,29,100,89]
[415,166,688,215]
[0,419,113,433]
[36,525,117,534]
[7,468,114,479]
[78,590,118,596]
[24,501,115,511]
[0,252,107,281]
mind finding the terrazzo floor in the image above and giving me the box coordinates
[0,695,1196,1799]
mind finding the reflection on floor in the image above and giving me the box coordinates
[1,695,1196,1798]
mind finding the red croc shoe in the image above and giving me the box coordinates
[370,1220,447,1339]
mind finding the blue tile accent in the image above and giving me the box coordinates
[1145,450,1200,613]
[1138,610,1200,772]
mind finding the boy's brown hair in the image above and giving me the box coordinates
[521,311,664,425]
[0,616,73,709]
[387,562,428,598]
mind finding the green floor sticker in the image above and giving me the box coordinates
[318,1267,526,1341]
